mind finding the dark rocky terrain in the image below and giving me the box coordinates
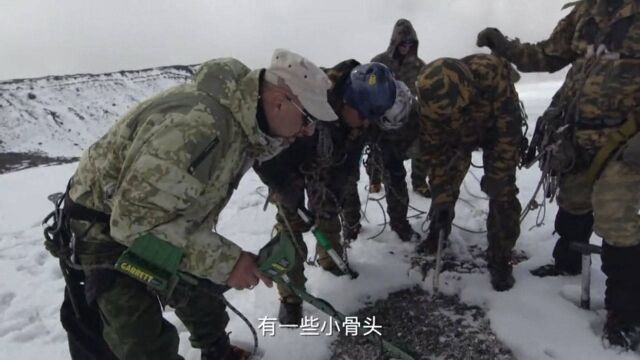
[0,152,77,174]
[332,287,515,360]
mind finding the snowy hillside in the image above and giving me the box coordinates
[0,72,638,359]
[0,65,195,156]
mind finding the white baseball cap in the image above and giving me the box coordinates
[265,49,338,122]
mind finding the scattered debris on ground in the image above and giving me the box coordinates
[332,286,515,360]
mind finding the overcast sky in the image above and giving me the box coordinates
[0,0,571,81]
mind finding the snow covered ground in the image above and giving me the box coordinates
[0,81,638,360]
[0,66,194,155]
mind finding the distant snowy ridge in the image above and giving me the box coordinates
[0,61,563,160]
[0,65,197,157]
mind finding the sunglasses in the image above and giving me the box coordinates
[286,96,318,128]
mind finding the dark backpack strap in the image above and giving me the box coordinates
[64,194,111,224]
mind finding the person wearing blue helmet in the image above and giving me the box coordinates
[342,63,397,121]
[254,60,413,325]
[341,62,422,243]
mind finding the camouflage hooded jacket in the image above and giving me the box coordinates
[68,58,281,283]
[416,54,522,175]
[501,0,640,147]
[372,18,427,96]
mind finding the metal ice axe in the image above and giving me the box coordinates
[569,242,602,310]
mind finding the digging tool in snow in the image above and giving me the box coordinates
[569,242,602,310]
[296,208,359,279]
[432,229,447,294]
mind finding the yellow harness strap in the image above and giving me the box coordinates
[587,113,638,184]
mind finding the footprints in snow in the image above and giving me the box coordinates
[0,292,16,314]
[0,310,51,342]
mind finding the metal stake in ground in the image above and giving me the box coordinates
[569,242,602,310]
[433,229,446,294]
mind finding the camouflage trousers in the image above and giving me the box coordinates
[274,208,343,303]
[429,145,521,262]
[69,220,230,360]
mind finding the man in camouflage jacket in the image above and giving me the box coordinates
[478,0,640,349]
[58,49,336,360]
[415,54,524,292]
[370,18,430,197]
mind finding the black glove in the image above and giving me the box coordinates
[269,190,302,213]
[44,239,62,258]
[476,27,510,55]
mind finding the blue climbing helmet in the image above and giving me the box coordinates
[343,62,397,120]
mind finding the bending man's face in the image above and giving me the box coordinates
[341,103,370,129]
[267,94,316,143]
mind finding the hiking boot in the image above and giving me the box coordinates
[413,183,431,198]
[530,263,580,278]
[488,260,515,292]
[278,298,302,326]
[603,312,640,351]
[369,182,382,194]
[342,223,362,241]
[391,221,420,242]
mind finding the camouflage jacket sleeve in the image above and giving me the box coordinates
[418,112,466,208]
[418,101,470,172]
[109,112,242,284]
[503,5,582,72]
[419,114,455,172]
[417,93,471,207]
